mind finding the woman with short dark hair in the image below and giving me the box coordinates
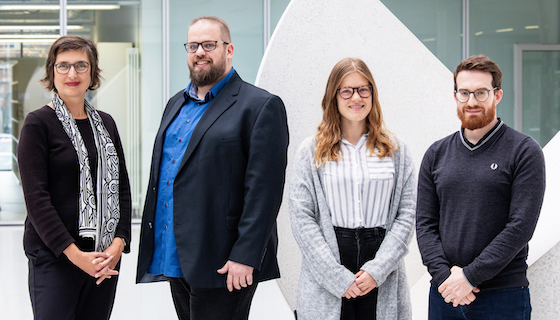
[18,35,131,320]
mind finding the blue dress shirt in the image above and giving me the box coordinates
[148,68,235,277]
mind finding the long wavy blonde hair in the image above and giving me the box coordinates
[314,57,396,167]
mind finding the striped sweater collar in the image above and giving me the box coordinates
[459,119,504,151]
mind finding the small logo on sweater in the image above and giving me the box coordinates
[490,163,498,170]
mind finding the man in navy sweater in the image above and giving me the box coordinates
[416,55,545,320]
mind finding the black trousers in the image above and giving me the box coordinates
[334,226,386,320]
[168,277,258,320]
[26,248,119,320]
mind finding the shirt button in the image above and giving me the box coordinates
[164,225,167,230]
[164,203,168,207]
[167,181,170,185]
[187,119,191,123]
[179,139,182,142]
[172,159,176,163]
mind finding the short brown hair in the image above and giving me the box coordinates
[40,35,102,92]
[190,16,231,43]
[453,54,502,91]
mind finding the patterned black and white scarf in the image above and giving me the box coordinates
[52,93,120,252]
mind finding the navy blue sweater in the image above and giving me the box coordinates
[416,122,545,290]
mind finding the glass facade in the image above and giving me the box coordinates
[520,48,560,146]
[0,0,291,222]
[0,0,558,222]
[470,0,559,134]
[382,0,560,146]
[0,1,61,221]
[0,0,145,220]
[382,0,462,71]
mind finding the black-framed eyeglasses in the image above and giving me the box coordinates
[454,87,497,102]
[184,41,229,53]
[54,61,91,74]
[337,85,373,100]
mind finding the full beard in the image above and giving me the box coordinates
[457,102,496,130]
[189,58,227,88]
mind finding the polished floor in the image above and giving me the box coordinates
[0,170,294,319]
[0,170,26,222]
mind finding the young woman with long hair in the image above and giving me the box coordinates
[290,57,415,320]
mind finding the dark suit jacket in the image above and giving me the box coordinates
[136,72,289,288]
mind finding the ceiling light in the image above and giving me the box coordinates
[0,5,120,11]
[475,31,483,36]
[0,5,59,10]
[0,38,55,43]
[68,5,120,10]
[0,34,60,39]
[525,25,539,30]
[422,38,436,42]
[496,28,513,33]
[0,25,83,31]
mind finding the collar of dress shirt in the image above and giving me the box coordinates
[183,67,235,104]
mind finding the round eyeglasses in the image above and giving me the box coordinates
[184,41,229,53]
[54,62,91,74]
[337,85,373,100]
[454,87,497,103]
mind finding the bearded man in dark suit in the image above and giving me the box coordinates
[136,16,289,320]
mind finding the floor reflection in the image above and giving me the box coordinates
[0,216,294,319]
[0,170,26,223]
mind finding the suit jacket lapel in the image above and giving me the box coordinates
[150,92,185,186]
[178,72,242,172]
[159,93,186,141]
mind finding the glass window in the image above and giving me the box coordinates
[0,2,59,221]
[381,0,462,71]
[0,0,292,222]
[138,0,163,212]
[66,1,144,218]
[0,0,147,221]
[381,0,560,146]
[470,0,560,131]
[169,0,264,94]
[521,49,560,146]
[271,0,292,32]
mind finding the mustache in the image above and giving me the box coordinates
[462,106,484,112]
[194,55,212,62]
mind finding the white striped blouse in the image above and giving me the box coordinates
[322,134,394,228]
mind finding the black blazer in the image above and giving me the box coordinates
[136,72,289,288]
[19,106,132,257]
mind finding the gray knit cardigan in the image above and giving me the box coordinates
[289,136,415,320]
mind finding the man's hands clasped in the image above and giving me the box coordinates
[438,266,480,307]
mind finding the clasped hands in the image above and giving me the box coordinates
[438,266,480,307]
[343,270,377,299]
[63,238,125,285]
